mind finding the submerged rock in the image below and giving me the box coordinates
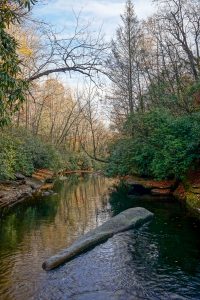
[42,207,154,271]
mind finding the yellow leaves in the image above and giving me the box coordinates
[18,45,33,57]
[7,25,33,58]
[0,1,14,10]
[18,36,33,57]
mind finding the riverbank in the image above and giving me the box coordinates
[0,170,102,214]
[174,169,200,217]
[124,172,200,218]
[0,169,55,213]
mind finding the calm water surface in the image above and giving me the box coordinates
[0,176,200,300]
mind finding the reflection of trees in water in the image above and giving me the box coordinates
[0,196,59,297]
[0,196,58,251]
[55,176,114,246]
[0,176,113,253]
[0,177,114,255]
[109,183,131,216]
[0,176,116,299]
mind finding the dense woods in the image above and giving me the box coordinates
[0,0,200,295]
[0,0,200,181]
[1,2,200,298]
[107,0,200,180]
[0,0,109,179]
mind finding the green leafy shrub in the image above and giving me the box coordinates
[107,109,200,180]
[0,135,17,179]
[65,151,92,171]
[0,128,64,179]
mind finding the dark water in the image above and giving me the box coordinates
[0,176,200,300]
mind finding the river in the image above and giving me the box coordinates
[0,176,200,299]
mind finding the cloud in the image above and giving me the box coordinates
[34,0,155,30]
[35,0,124,18]
[32,1,155,97]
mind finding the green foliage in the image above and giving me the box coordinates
[0,0,36,126]
[106,139,137,176]
[0,129,64,180]
[107,109,200,180]
[144,76,200,115]
[19,133,63,171]
[149,82,178,111]
[0,135,17,179]
[0,26,28,126]
[65,151,92,171]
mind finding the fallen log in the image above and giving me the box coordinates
[42,207,154,271]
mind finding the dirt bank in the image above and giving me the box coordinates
[0,169,55,212]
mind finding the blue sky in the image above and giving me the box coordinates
[33,0,155,39]
[32,0,155,91]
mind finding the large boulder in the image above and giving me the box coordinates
[42,207,154,271]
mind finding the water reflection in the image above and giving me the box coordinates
[0,177,200,300]
[38,182,200,300]
[0,176,115,300]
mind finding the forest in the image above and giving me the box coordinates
[1,1,200,299]
[0,0,200,181]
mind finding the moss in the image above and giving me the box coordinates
[185,192,200,218]
[181,178,191,190]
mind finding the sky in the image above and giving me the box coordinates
[32,0,155,93]
[33,0,155,40]
[32,1,155,121]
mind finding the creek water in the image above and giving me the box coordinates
[0,176,200,300]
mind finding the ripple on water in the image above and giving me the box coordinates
[38,230,199,300]
[0,177,200,300]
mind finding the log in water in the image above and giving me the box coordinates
[42,207,154,271]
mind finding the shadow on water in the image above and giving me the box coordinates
[110,183,200,268]
[0,177,200,299]
[109,183,200,298]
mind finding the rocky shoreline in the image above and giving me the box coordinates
[124,176,176,196]
[2,170,200,218]
[124,173,200,218]
[0,169,55,213]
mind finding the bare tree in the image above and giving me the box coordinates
[154,0,200,80]
[77,83,110,163]
[21,12,109,83]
